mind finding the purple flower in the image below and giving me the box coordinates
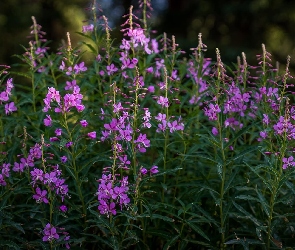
[283,156,295,169]
[59,61,66,71]
[13,162,25,173]
[21,156,34,168]
[74,62,87,74]
[5,102,17,115]
[54,178,69,201]
[204,103,221,121]
[147,85,155,93]
[167,120,179,133]
[82,24,94,33]
[155,113,166,122]
[80,120,88,127]
[98,200,117,216]
[59,205,68,212]
[0,174,6,186]
[61,156,67,163]
[259,131,268,139]
[146,67,153,74]
[134,133,150,153]
[55,128,62,136]
[150,166,159,174]
[104,118,118,132]
[33,187,49,204]
[263,114,269,125]
[65,141,73,148]
[142,109,152,128]
[140,168,148,175]
[113,102,123,113]
[212,127,219,136]
[50,137,59,142]
[44,114,52,127]
[156,120,167,133]
[30,143,42,159]
[157,96,169,108]
[0,91,9,102]
[1,163,10,177]
[88,131,96,139]
[42,223,59,242]
[106,64,118,76]
[118,155,130,169]
[44,171,57,186]
[30,168,44,184]
[65,79,77,91]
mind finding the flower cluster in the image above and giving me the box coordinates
[140,165,159,175]
[187,58,211,105]
[0,163,10,186]
[154,113,184,133]
[43,83,85,116]
[97,174,130,217]
[120,7,157,55]
[30,163,69,203]
[42,223,70,249]
[13,142,69,205]
[0,78,17,115]
[59,61,87,76]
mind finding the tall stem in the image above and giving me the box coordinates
[63,113,87,222]
[161,67,169,203]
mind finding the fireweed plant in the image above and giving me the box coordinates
[1,1,295,250]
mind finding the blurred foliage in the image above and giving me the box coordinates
[0,0,87,66]
[0,0,295,67]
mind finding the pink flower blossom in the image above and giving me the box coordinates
[5,102,17,115]
[33,187,49,204]
[44,114,52,127]
[157,96,169,107]
[42,224,59,242]
[88,131,96,139]
[150,166,159,174]
[80,120,88,127]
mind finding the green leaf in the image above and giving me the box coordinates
[223,170,238,194]
[225,238,264,249]
[226,146,259,165]
[146,229,172,239]
[232,201,262,226]
[110,235,119,250]
[244,162,272,190]
[161,182,168,191]
[196,133,220,149]
[224,122,259,150]
[191,153,219,164]
[63,165,76,180]
[183,238,212,247]
[8,222,25,234]
[192,204,219,226]
[0,240,20,249]
[186,221,210,241]
[235,195,259,202]
[151,214,175,222]
[256,188,270,217]
[178,209,183,216]
[163,235,180,250]
[81,41,97,54]
[285,180,295,194]
[225,239,250,249]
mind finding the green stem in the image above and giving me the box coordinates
[63,113,87,222]
[161,67,169,203]
[31,71,36,114]
[266,186,276,249]
[142,0,148,33]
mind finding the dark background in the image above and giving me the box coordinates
[1,0,295,68]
